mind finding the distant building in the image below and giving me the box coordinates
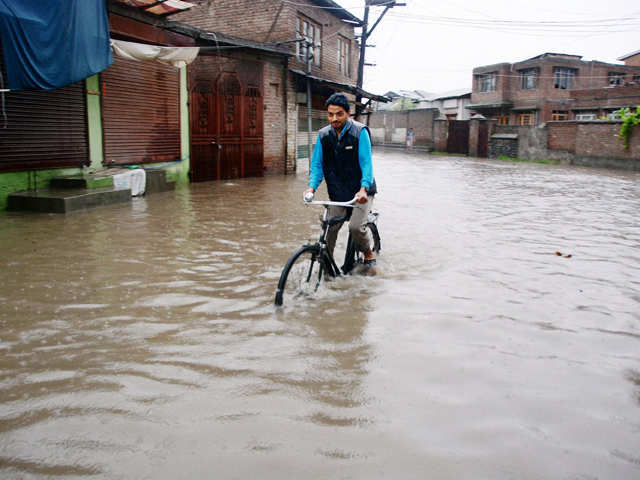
[373,88,471,120]
[618,50,640,67]
[414,89,471,120]
[468,52,640,125]
[375,90,435,111]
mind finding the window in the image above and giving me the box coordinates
[517,112,535,125]
[608,72,626,85]
[575,113,596,120]
[477,73,496,92]
[495,115,509,125]
[297,16,321,66]
[554,67,576,89]
[337,36,350,76]
[551,110,569,121]
[634,74,640,83]
[519,68,538,89]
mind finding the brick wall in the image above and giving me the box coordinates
[263,59,287,174]
[367,109,438,147]
[622,53,640,67]
[547,122,577,152]
[508,122,640,168]
[574,122,639,159]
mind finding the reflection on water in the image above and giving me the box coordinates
[1,150,639,478]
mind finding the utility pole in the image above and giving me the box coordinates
[355,0,404,120]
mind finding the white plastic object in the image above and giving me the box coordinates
[303,191,315,203]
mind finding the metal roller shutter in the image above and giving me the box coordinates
[0,47,88,173]
[101,56,180,165]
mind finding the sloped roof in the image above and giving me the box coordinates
[113,0,195,17]
[433,88,471,100]
[310,0,362,25]
[618,49,640,61]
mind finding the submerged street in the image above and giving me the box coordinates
[1,149,639,478]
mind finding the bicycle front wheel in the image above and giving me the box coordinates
[275,245,325,306]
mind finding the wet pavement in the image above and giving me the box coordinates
[1,149,639,479]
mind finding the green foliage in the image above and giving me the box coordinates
[496,155,556,165]
[617,106,640,149]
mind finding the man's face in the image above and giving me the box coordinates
[327,104,349,132]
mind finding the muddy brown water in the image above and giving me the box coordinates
[1,150,639,479]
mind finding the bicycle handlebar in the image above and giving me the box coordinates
[304,197,357,208]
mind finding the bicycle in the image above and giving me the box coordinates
[274,194,381,306]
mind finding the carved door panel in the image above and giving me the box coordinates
[190,80,218,182]
[243,85,264,178]
[217,73,242,179]
[189,60,264,182]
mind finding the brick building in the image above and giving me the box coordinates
[468,52,640,125]
[618,50,640,67]
[174,0,387,174]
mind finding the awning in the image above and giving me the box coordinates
[466,101,513,109]
[112,0,195,17]
[289,68,390,103]
[111,39,199,68]
[0,0,113,90]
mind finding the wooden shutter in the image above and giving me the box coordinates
[0,47,88,172]
[101,56,180,165]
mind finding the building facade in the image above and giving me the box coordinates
[174,0,385,173]
[468,52,640,125]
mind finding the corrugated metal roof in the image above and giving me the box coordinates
[113,0,195,17]
[309,0,362,25]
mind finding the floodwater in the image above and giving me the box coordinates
[1,149,639,479]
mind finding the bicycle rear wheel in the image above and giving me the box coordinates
[342,223,382,274]
[368,222,381,253]
[275,245,325,306]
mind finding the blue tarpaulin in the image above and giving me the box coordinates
[0,0,113,91]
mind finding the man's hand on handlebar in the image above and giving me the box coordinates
[355,187,368,204]
[303,187,315,203]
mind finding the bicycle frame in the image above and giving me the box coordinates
[274,196,378,306]
[307,197,357,278]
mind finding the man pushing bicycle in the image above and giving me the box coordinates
[303,92,378,270]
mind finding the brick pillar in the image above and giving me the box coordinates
[468,114,487,157]
[433,119,447,152]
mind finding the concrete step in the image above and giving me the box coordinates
[7,187,131,213]
[144,169,176,194]
[50,169,175,195]
[49,175,114,190]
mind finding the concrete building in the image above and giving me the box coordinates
[414,89,471,120]
[468,52,640,125]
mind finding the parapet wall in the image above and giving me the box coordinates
[491,121,640,170]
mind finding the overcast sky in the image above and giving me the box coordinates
[336,0,640,96]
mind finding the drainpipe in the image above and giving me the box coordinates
[306,39,313,173]
[283,56,289,175]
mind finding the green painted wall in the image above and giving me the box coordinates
[0,168,81,211]
[0,67,191,211]
[166,66,190,183]
[86,75,104,171]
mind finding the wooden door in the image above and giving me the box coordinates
[446,120,470,155]
[243,85,264,177]
[477,121,489,158]
[217,73,242,179]
[190,80,218,182]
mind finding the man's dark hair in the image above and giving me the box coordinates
[325,93,350,113]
